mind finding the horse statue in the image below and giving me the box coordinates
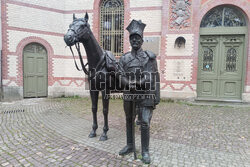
[64,13,123,141]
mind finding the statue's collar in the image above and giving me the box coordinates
[131,48,143,57]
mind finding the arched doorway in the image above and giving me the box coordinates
[197,5,248,101]
[100,0,124,57]
[23,43,48,98]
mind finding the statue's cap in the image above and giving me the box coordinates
[126,19,146,38]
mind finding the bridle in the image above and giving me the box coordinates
[68,30,106,78]
[68,25,90,75]
[67,23,123,79]
[69,42,89,75]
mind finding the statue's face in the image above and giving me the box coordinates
[129,34,143,51]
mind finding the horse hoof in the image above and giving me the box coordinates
[99,135,108,141]
[88,132,96,138]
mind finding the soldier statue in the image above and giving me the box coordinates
[118,19,160,164]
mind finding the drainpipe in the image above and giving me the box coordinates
[0,2,2,100]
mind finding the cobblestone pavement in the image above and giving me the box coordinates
[0,98,249,167]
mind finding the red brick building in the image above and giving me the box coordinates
[1,0,250,102]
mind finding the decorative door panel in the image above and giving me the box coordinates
[37,75,47,97]
[197,35,245,100]
[23,43,47,98]
[219,80,241,99]
[197,80,217,98]
[218,35,244,99]
[24,53,37,97]
[198,6,247,101]
[220,36,244,78]
[36,56,47,97]
[197,36,219,98]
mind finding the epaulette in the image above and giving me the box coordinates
[122,52,131,57]
[145,50,156,59]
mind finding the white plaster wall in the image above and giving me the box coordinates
[164,59,193,81]
[242,93,250,102]
[8,30,66,56]
[245,85,250,92]
[7,4,65,33]
[130,0,162,7]
[2,79,18,87]
[48,84,89,97]
[10,0,94,11]
[64,0,94,10]
[130,10,162,32]
[12,0,65,10]
[7,4,94,35]
[242,86,250,102]
[161,86,196,99]
[166,34,194,56]
[52,58,87,78]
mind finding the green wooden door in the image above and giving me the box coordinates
[197,35,244,100]
[23,43,48,98]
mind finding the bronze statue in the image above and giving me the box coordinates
[64,13,121,141]
[118,20,160,164]
[64,14,160,164]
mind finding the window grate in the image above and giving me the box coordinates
[100,0,124,57]
[200,6,246,28]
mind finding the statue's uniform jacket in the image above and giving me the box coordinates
[119,49,160,108]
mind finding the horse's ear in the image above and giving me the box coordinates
[73,13,76,20]
[84,12,89,22]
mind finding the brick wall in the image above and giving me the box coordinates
[1,0,250,101]
[2,0,94,99]
[7,55,17,77]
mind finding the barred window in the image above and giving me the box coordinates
[100,0,124,57]
[201,6,246,27]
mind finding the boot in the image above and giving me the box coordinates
[119,118,133,155]
[136,106,141,125]
[119,145,133,155]
[141,126,150,164]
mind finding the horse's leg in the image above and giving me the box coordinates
[89,90,99,138]
[99,90,109,141]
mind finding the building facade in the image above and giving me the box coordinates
[1,0,250,102]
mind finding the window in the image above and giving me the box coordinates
[200,6,246,27]
[226,48,237,72]
[174,37,186,48]
[100,0,124,57]
[202,47,214,71]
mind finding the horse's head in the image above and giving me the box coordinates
[64,13,90,46]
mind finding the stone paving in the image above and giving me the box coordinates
[0,98,249,167]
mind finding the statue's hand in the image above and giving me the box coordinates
[129,81,136,92]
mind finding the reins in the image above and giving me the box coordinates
[70,43,89,75]
[69,42,106,79]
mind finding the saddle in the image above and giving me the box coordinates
[89,50,118,80]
